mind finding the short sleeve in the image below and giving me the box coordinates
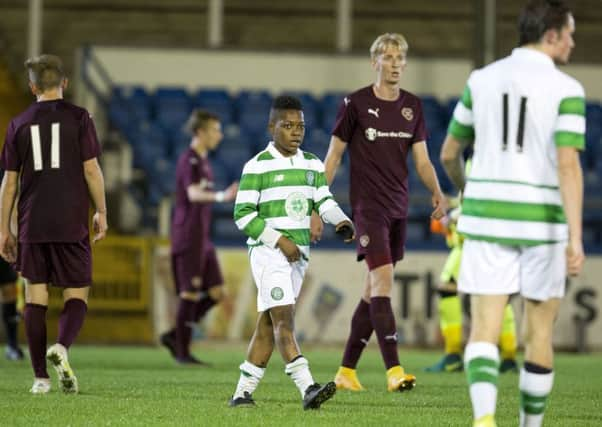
[554,83,586,150]
[448,84,475,141]
[332,96,357,143]
[0,121,21,172]
[80,112,102,161]
[412,99,428,143]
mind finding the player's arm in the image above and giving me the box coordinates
[313,168,354,243]
[0,171,18,262]
[411,141,447,219]
[323,136,348,185]
[83,157,108,243]
[440,134,469,191]
[311,135,348,242]
[557,146,584,272]
[187,180,238,203]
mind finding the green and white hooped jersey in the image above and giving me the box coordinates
[448,48,586,246]
[233,142,338,257]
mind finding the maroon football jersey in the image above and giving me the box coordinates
[170,147,214,255]
[0,100,101,243]
[332,85,428,218]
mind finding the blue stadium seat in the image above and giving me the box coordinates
[128,122,169,171]
[153,87,191,130]
[214,142,254,182]
[236,90,273,136]
[194,88,235,125]
[420,95,446,131]
[320,92,346,133]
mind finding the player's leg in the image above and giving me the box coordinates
[1,281,24,360]
[46,286,89,394]
[230,311,274,407]
[518,242,566,427]
[24,281,51,393]
[270,304,336,410]
[519,298,560,427]
[19,242,52,393]
[169,252,207,365]
[45,238,94,393]
[460,240,520,427]
[194,248,225,324]
[499,303,518,373]
[465,294,508,426]
[368,263,416,392]
[334,272,371,390]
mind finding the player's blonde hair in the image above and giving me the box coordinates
[24,54,65,91]
[370,33,408,60]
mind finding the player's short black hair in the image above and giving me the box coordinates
[24,54,65,92]
[518,0,571,46]
[185,109,220,134]
[272,95,303,111]
[269,95,303,123]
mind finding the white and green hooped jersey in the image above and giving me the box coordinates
[448,48,586,246]
[234,142,339,256]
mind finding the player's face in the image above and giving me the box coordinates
[270,110,305,157]
[552,14,575,65]
[200,119,223,151]
[372,44,407,85]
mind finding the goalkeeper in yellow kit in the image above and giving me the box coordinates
[426,205,518,373]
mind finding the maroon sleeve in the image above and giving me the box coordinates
[80,112,102,161]
[332,96,357,143]
[179,155,199,190]
[412,99,428,144]
[0,121,21,172]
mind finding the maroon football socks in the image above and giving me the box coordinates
[24,303,49,378]
[369,297,400,370]
[57,298,88,348]
[175,299,196,359]
[194,295,217,323]
[341,299,373,369]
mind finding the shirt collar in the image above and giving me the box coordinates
[266,141,303,160]
[511,47,555,68]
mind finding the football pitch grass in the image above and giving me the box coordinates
[1,344,601,426]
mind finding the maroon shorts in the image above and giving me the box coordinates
[17,238,92,288]
[353,212,407,271]
[171,247,224,294]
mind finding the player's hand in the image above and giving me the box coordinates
[92,211,108,244]
[276,236,302,263]
[224,181,239,202]
[431,191,448,220]
[335,220,355,243]
[0,231,17,263]
[566,239,585,277]
[310,212,323,243]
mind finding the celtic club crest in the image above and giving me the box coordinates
[285,192,309,221]
[271,287,284,301]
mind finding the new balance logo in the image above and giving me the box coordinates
[368,108,379,118]
[274,174,284,182]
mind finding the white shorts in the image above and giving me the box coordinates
[458,239,567,301]
[249,245,308,312]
